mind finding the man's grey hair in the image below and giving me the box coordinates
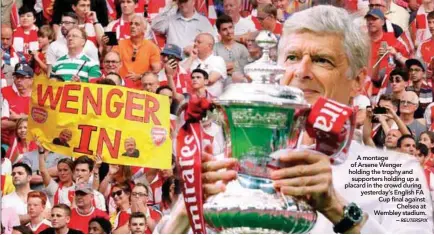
[279,5,370,78]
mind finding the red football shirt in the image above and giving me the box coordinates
[69,207,109,233]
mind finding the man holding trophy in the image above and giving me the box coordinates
[157,5,433,234]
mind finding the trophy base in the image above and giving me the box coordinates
[203,178,316,234]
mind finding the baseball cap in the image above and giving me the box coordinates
[161,44,183,60]
[365,9,385,21]
[13,63,34,77]
[75,182,93,194]
[405,57,427,72]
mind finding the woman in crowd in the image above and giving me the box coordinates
[99,164,133,218]
[13,5,39,62]
[38,146,75,206]
[161,176,181,215]
[6,118,37,163]
[111,182,132,233]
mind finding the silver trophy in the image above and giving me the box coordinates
[178,31,355,234]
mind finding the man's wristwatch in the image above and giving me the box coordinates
[333,202,364,234]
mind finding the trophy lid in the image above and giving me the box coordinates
[244,30,285,84]
[215,83,310,109]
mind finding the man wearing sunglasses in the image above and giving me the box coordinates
[388,68,408,100]
[69,183,109,233]
[399,91,426,138]
[112,14,161,90]
[405,58,432,118]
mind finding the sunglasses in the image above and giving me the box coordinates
[132,48,138,62]
[389,77,403,83]
[111,190,123,198]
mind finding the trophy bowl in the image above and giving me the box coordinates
[202,83,317,234]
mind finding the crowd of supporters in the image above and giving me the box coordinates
[1,0,434,233]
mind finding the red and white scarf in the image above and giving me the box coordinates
[410,5,432,47]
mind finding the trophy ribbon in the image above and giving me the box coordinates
[305,97,357,165]
[176,95,213,234]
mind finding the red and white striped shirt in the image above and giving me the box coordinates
[12,25,39,62]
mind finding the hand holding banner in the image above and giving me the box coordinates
[28,79,172,169]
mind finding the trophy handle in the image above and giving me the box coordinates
[305,97,357,165]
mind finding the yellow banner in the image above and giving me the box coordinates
[28,79,172,169]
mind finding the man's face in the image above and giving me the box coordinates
[193,35,211,55]
[428,18,434,35]
[129,218,147,234]
[366,16,383,34]
[103,53,121,74]
[385,129,402,148]
[272,0,289,10]
[12,166,30,187]
[399,93,418,115]
[408,65,424,82]
[191,72,208,89]
[369,0,387,13]
[19,12,36,28]
[66,28,86,50]
[60,130,72,142]
[257,11,274,31]
[278,31,359,105]
[1,28,13,49]
[60,16,78,37]
[178,0,195,17]
[389,74,406,93]
[158,88,173,105]
[27,197,45,218]
[142,75,159,93]
[218,23,235,41]
[74,163,91,182]
[130,17,145,37]
[72,0,91,20]
[14,75,33,93]
[121,0,137,15]
[74,190,93,209]
[51,208,70,229]
[223,0,240,19]
[400,138,416,155]
[131,185,149,205]
[89,221,105,234]
[125,140,136,154]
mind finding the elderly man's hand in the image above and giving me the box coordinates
[201,146,238,199]
[271,150,346,223]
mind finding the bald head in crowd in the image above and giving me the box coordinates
[141,72,159,93]
[130,14,148,39]
[194,33,215,58]
[1,25,13,50]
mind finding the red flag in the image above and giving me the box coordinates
[195,0,208,16]
[10,1,19,28]
[42,0,55,21]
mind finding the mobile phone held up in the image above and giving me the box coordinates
[104,32,118,46]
